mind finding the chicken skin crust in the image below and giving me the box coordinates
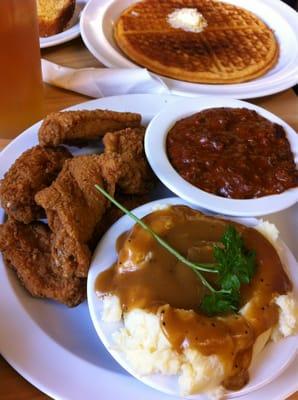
[0,145,72,224]
[35,154,118,279]
[103,127,155,194]
[0,219,86,307]
[0,111,156,307]
[38,109,142,146]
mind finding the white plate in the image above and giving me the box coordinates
[88,197,298,399]
[145,97,298,217]
[40,1,87,48]
[80,0,298,99]
[0,94,297,400]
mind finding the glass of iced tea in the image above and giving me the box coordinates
[0,0,43,138]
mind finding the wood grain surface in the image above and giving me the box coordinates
[0,36,297,400]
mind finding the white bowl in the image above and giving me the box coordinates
[144,97,298,217]
[87,197,298,399]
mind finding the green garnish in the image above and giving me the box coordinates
[200,226,256,315]
[95,185,256,316]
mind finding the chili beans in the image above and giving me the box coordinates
[166,108,298,199]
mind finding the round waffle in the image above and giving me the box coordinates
[114,0,279,84]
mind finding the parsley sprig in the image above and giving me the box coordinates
[200,226,256,315]
[95,185,256,316]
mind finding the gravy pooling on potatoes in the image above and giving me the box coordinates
[96,205,291,390]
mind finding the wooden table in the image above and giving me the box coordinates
[0,37,297,400]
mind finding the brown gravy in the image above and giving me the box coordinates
[95,205,291,390]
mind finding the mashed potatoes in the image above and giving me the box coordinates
[103,299,221,396]
[272,293,298,341]
[102,292,298,397]
[100,220,298,398]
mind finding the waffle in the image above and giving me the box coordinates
[114,0,279,84]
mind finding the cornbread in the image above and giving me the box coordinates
[114,0,279,84]
[37,0,76,37]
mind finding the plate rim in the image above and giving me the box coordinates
[40,26,80,49]
[80,0,298,99]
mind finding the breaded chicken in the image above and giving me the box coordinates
[0,145,72,224]
[38,109,142,146]
[103,127,155,194]
[0,219,85,307]
[0,109,156,308]
[35,154,117,278]
[103,127,145,155]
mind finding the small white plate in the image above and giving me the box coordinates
[80,0,298,99]
[40,1,87,48]
[88,197,298,399]
[145,97,298,217]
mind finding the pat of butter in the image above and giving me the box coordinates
[167,8,208,33]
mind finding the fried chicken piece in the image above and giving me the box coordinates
[38,109,142,146]
[0,145,72,224]
[0,219,85,307]
[35,154,118,278]
[95,152,124,187]
[103,127,145,155]
[103,127,155,194]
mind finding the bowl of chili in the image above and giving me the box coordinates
[145,97,298,216]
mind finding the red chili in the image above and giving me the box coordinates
[166,108,298,199]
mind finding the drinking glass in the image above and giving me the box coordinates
[0,0,43,138]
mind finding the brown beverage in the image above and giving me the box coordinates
[0,0,43,138]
